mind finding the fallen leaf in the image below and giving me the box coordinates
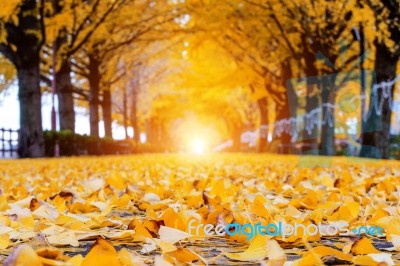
[351,237,380,255]
[158,225,190,244]
[224,235,270,261]
[3,244,43,266]
[82,237,121,266]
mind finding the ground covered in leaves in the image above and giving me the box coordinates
[0,154,400,265]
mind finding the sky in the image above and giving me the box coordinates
[0,86,129,140]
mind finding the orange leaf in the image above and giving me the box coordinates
[82,238,121,266]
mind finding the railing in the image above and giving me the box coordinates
[0,128,18,158]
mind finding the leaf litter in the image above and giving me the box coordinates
[0,154,400,265]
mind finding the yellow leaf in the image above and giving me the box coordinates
[353,253,394,265]
[0,233,10,249]
[67,255,84,266]
[292,246,352,266]
[153,239,177,253]
[224,235,269,261]
[154,255,174,266]
[106,174,126,190]
[3,244,43,266]
[82,238,121,266]
[158,225,190,244]
[46,231,79,247]
[351,237,380,255]
[251,195,270,218]
[118,248,145,266]
[35,247,63,260]
[166,247,206,264]
[376,216,400,239]
[328,201,360,221]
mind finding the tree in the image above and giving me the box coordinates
[360,0,400,159]
[69,0,181,138]
[0,0,45,157]
[184,0,290,151]
[45,0,129,133]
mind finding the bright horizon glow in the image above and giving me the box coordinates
[190,138,206,154]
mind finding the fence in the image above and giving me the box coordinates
[0,128,18,158]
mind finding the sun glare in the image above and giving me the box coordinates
[190,139,206,154]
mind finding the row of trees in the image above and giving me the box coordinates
[180,0,399,158]
[0,0,184,157]
[0,0,398,158]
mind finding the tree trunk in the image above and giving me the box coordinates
[56,60,75,132]
[17,63,44,158]
[320,74,336,156]
[1,0,45,157]
[123,85,128,139]
[258,97,268,152]
[302,84,319,154]
[88,55,100,138]
[302,43,320,154]
[360,41,399,159]
[147,118,156,145]
[360,0,399,159]
[53,1,75,133]
[232,122,243,152]
[102,88,112,138]
[275,103,292,154]
[275,61,295,154]
[130,84,140,145]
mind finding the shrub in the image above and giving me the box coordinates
[43,130,134,157]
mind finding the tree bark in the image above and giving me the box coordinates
[302,83,319,154]
[88,54,100,138]
[17,63,44,158]
[102,88,112,138]
[130,84,140,145]
[257,97,269,152]
[302,42,320,154]
[53,0,75,133]
[360,0,399,159]
[231,120,243,152]
[1,0,45,157]
[147,118,156,145]
[320,74,336,156]
[275,61,295,153]
[56,60,75,132]
[123,85,128,139]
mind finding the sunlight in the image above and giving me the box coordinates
[190,138,206,154]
